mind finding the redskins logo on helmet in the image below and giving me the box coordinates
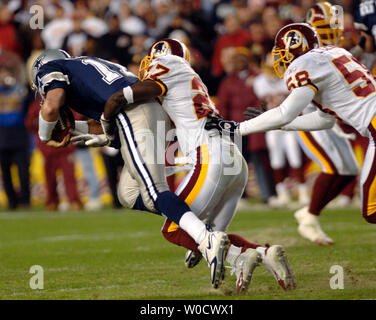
[272,23,320,78]
[306,1,343,46]
[138,38,190,81]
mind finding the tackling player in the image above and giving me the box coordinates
[31,49,229,289]
[102,39,296,292]
[206,22,376,226]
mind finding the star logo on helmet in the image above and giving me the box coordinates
[34,57,43,70]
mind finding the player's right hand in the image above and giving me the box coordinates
[70,133,111,147]
[204,115,240,135]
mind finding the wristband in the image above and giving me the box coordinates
[123,86,134,104]
[38,112,58,141]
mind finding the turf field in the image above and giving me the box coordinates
[0,205,375,300]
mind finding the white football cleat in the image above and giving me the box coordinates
[231,248,262,294]
[263,245,296,291]
[198,231,229,289]
[294,206,334,245]
[184,250,202,268]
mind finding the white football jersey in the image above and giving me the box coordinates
[144,55,218,156]
[284,46,376,136]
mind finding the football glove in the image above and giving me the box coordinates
[244,104,266,120]
[204,115,240,135]
[70,133,111,147]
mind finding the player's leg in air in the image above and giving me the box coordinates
[162,134,296,292]
[115,101,229,288]
[295,129,358,245]
[359,119,376,224]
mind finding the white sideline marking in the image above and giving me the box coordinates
[0,231,150,247]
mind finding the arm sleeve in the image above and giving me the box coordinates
[238,86,315,136]
[281,110,336,131]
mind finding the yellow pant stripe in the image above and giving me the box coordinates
[298,131,335,174]
[185,144,209,206]
[367,118,376,216]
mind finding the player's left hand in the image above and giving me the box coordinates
[45,134,71,148]
[244,104,266,120]
[204,115,240,135]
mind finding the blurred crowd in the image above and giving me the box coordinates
[0,0,369,211]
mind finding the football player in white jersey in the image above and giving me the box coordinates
[102,39,296,292]
[253,54,309,207]
[206,23,376,226]
[290,2,359,245]
[244,3,360,246]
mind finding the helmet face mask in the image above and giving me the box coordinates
[271,23,320,78]
[272,48,295,79]
[306,1,343,46]
[31,49,71,91]
[138,38,190,81]
[138,55,153,81]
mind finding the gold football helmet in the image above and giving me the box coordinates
[306,1,343,46]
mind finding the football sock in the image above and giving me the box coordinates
[228,234,260,250]
[309,173,337,215]
[132,195,160,214]
[273,169,285,185]
[225,245,242,265]
[310,174,356,215]
[291,167,306,184]
[179,211,207,244]
[341,177,357,198]
[322,175,356,206]
[155,190,191,223]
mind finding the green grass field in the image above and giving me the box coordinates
[0,206,375,300]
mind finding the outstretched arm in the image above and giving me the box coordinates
[281,110,336,131]
[103,80,162,120]
[238,86,316,135]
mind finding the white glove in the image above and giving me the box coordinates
[70,133,111,147]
